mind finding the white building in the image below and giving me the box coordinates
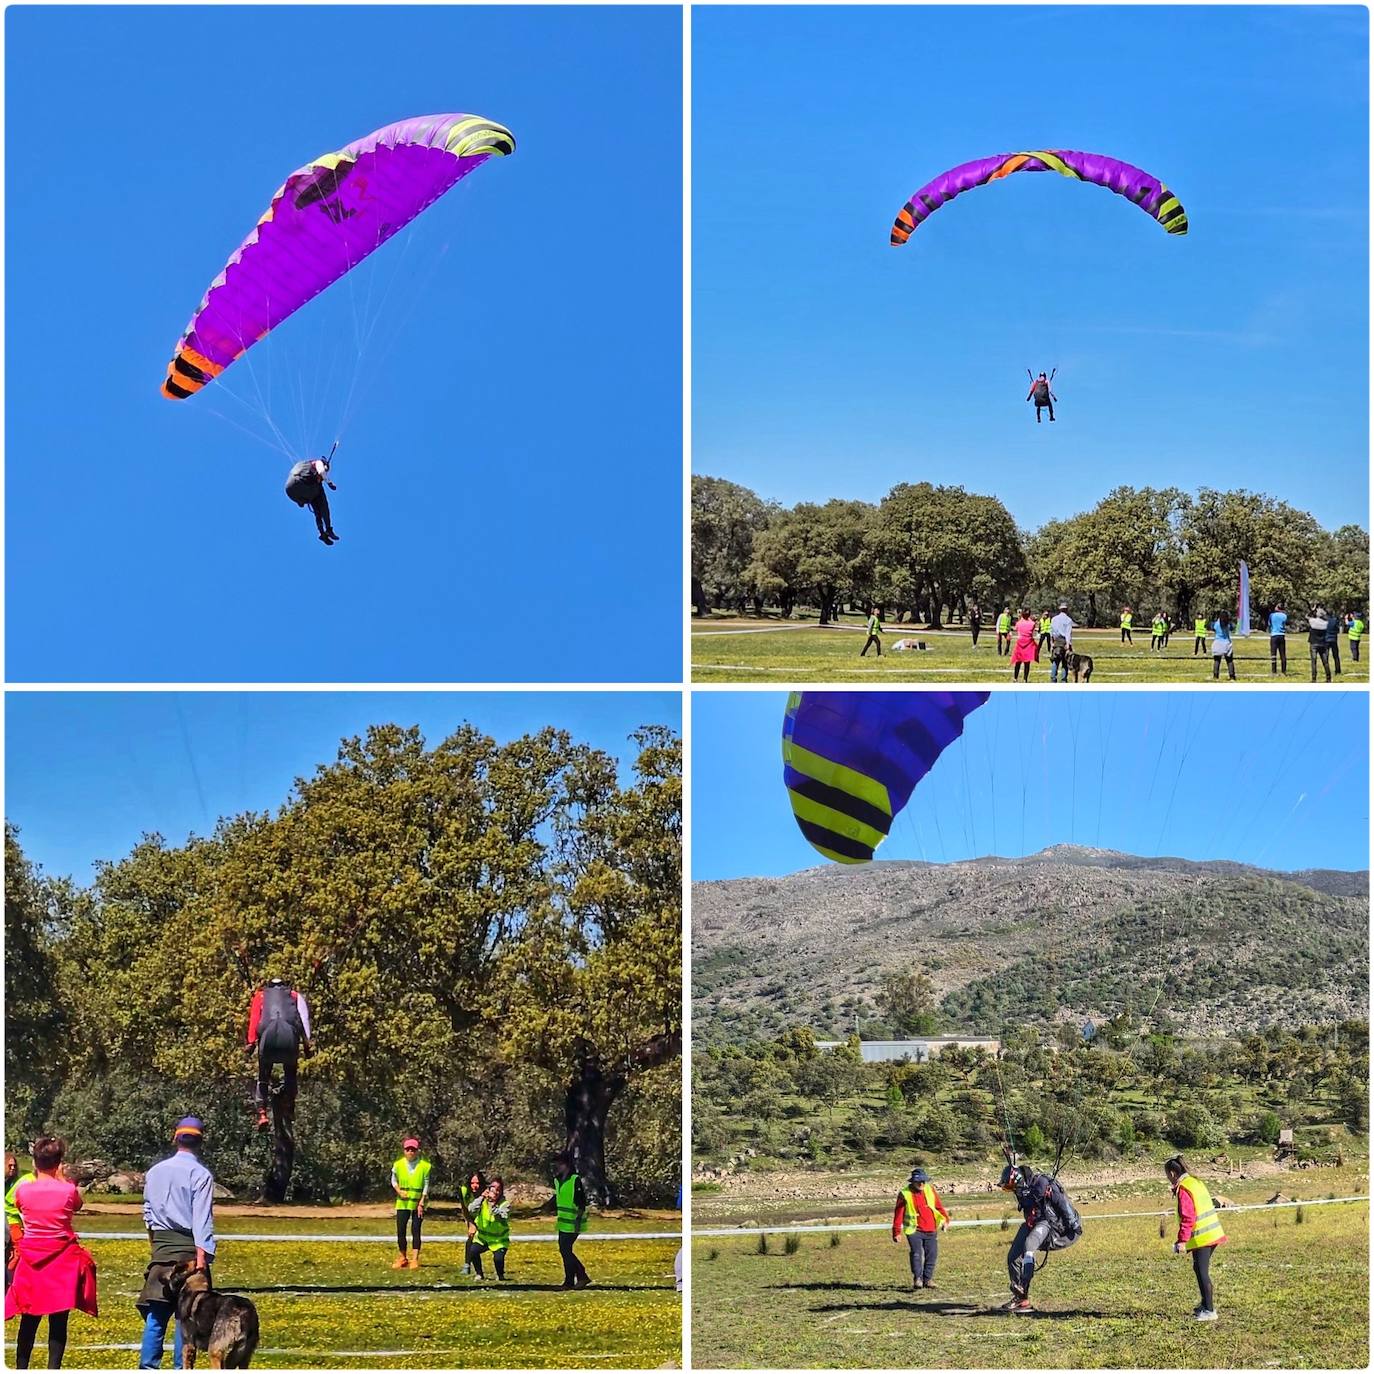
[813,1036,1001,1063]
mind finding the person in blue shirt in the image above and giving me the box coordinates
[1267,605,1288,675]
[136,1117,218,1369]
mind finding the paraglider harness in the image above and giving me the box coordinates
[1027,368,1058,418]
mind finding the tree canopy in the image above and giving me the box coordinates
[692,475,1368,626]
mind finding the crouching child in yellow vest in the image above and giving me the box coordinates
[1165,1154,1226,1321]
[465,1178,512,1281]
[891,1167,949,1289]
[391,1137,431,1270]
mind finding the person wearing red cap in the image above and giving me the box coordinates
[390,1139,431,1270]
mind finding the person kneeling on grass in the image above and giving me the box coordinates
[891,1167,949,1290]
[1164,1154,1226,1322]
[391,1137,430,1270]
[465,1178,512,1281]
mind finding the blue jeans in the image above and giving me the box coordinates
[138,1301,183,1369]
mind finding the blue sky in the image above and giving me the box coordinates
[693,6,1369,532]
[6,690,678,882]
[6,6,681,683]
[693,690,1370,879]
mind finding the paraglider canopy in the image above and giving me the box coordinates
[782,691,989,863]
[891,150,1187,246]
[162,114,515,400]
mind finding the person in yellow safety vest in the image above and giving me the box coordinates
[1350,614,1365,662]
[860,608,884,659]
[891,1167,950,1290]
[1164,1154,1226,1322]
[390,1137,431,1270]
[1150,613,1166,652]
[5,1151,36,1292]
[1120,608,1133,644]
[457,1170,488,1274]
[1193,615,1208,657]
[996,608,1012,657]
[546,1154,590,1290]
[465,1177,512,1281]
[1036,612,1052,657]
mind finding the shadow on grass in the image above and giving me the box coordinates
[808,1298,1112,1320]
[802,1302,1115,1324]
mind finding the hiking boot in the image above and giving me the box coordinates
[1195,1309,1218,1322]
[391,1255,408,1270]
[912,1278,921,1291]
[408,1255,421,1270]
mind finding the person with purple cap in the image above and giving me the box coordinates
[135,1117,217,1369]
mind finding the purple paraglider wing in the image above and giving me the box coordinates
[890,150,1186,246]
[162,114,514,399]
[782,692,990,863]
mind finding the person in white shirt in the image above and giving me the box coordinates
[1048,603,1074,683]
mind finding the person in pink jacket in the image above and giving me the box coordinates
[1010,609,1038,682]
[4,1138,97,1369]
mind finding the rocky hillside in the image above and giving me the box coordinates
[693,846,1368,1043]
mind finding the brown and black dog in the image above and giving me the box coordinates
[1069,651,1094,682]
[168,1262,259,1369]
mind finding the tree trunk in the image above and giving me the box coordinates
[691,576,708,617]
[564,1033,680,1207]
[264,1087,295,1204]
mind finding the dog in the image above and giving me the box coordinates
[168,1261,259,1369]
[1069,651,1094,682]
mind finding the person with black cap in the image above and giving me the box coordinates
[136,1117,217,1369]
[998,1159,1082,1312]
[891,1167,950,1289]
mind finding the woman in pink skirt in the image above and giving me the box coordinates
[4,1137,97,1369]
[1010,607,1039,682]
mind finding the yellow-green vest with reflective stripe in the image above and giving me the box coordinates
[555,1174,585,1233]
[1195,618,1207,636]
[997,612,1011,633]
[1153,616,1165,635]
[393,1156,431,1211]
[900,1183,946,1234]
[474,1197,511,1249]
[1121,612,1132,628]
[1351,619,1365,641]
[4,1173,35,1228]
[1039,616,1051,634]
[1178,1174,1225,1251]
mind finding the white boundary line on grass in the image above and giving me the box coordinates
[77,1228,683,1243]
[690,1194,1368,1238]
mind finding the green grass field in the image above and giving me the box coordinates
[12,1208,681,1369]
[692,615,1370,684]
[691,1184,1368,1368]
